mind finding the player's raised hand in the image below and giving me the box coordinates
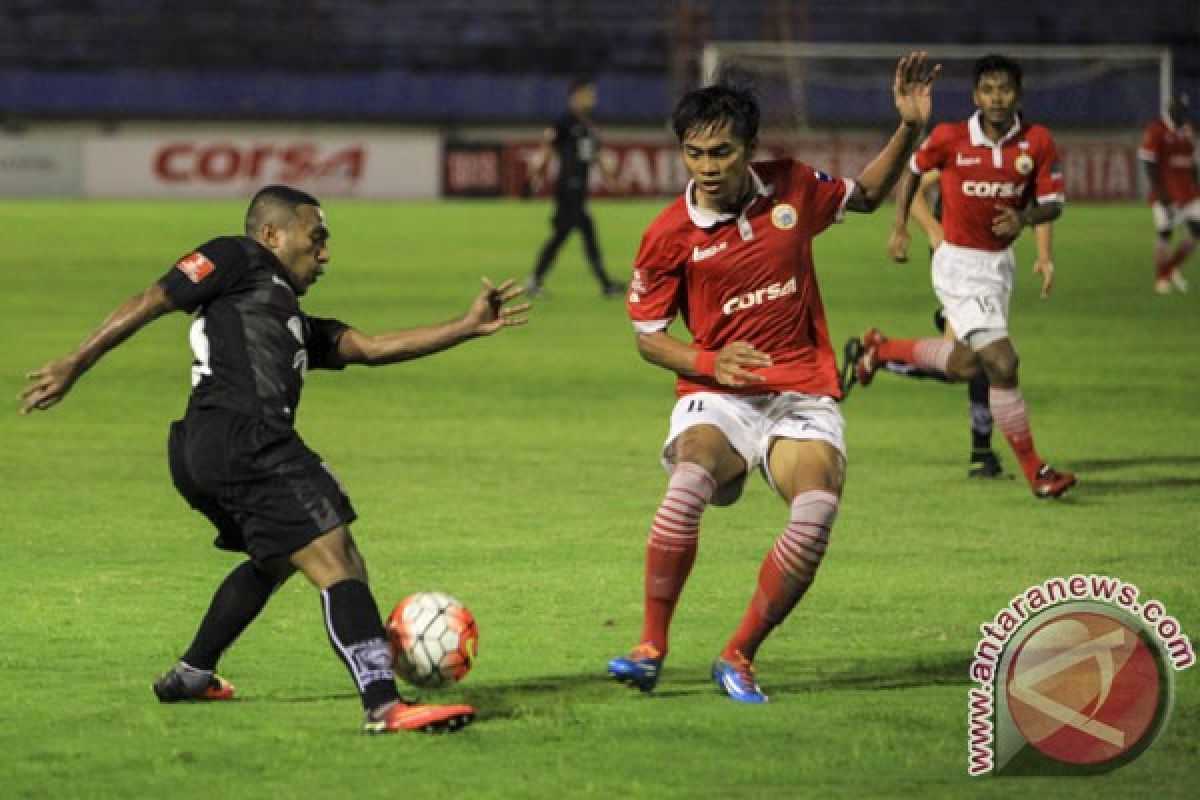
[1033,257,1055,299]
[467,277,531,335]
[19,356,80,414]
[714,341,772,387]
[893,52,940,129]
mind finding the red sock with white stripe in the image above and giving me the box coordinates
[721,490,838,662]
[876,337,954,374]
[640,462,715,655]
[989,386,1045,483]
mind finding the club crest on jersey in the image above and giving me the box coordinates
[175,252,215,283]
[1014,153,1034,175]
[771,203,798,230]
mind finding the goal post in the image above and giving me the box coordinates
[699,43,1172,132]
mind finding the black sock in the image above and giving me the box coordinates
[320,579,400,712]
[181,560,287,672]
[968,372,993,452]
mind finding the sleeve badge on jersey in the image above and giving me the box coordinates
[771,203,798,230]
[175,252,216,283]
[812,169,834,183]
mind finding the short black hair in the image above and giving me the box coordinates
[568,77,594,94]
[974,54,1022,90]
[244,184,319,237]
[671,80,760,144]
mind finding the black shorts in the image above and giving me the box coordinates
[168,409,357,563]
[552,198,589,227]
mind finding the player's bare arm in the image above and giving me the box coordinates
[1032,221,1055,299]
[847,51,940,213]
[991,200,1062,238]
[19,282,176,414]
[910,169,944,246]
[887,170,917,262]
[636,332,772,388]
[889,169,942,261]
[334,278,529,366]
[527,132,555,192]
[1142,160,1170,210]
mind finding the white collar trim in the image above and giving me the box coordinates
[685,166,771,229]
[968,111,1022,148]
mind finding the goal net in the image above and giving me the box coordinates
[700,43,1172,133]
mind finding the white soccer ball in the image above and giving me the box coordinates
[385,591,479,688]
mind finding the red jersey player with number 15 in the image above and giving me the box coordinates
[607,53,939,703]
[850,54,1076,500]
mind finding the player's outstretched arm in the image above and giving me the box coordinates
[848,52,940,213]
[19,283,175,414]
[334,277,530,366]
[636,332,772,388]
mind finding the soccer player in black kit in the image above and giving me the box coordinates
[19,185,529,735]
[525,77,626,298]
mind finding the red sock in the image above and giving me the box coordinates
[989,386,1044,482]
[1166,239,1195,270]
[722,490,838,662]
[641,462,714,654]
[877,337,953,374]
[1156,240,1173,279]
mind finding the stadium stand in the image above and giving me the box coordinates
[0,0,1196,122]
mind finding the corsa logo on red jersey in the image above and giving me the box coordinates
[962,180,1027,198]
[722,277,797,316]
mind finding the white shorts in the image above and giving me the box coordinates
[661,391,846,506]
[1152,199,1200,233]
[931,242,1014,347]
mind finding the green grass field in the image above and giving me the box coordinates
[1,198,1197,799]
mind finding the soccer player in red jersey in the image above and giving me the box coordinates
[607,53,939,703]
[849,54,1076,500]
[859,167,1056,479]
[1138,94,1199,294]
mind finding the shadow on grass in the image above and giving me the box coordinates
[459,653,972,721]
[1064,454,1200,495]
[1066,455,1200,471]
[244,691,360,704]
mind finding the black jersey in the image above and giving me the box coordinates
[158,236,347,429]
[551,112,598,201]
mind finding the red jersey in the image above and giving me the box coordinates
[627,159,851,399]
[1137,116,1199,205]
[912,113,1064,252]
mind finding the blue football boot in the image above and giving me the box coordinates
[607,642,664,691]
[711,651,769,704]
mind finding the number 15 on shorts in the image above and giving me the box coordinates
[975,296,1000,316]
